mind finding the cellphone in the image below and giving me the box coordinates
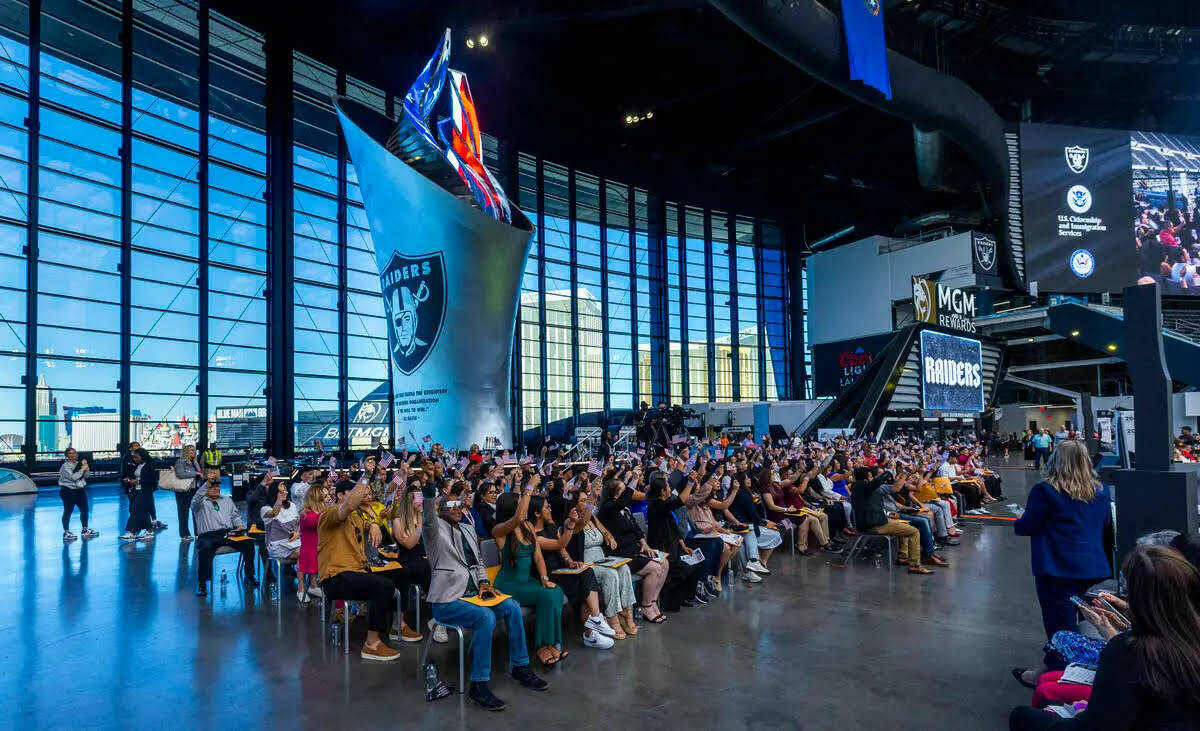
[1068,595,1087,609]
[1096,598,1129,624]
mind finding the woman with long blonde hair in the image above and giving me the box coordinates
[1014,439,1113,646]
[296,481,329,603]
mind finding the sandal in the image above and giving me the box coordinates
[618,614,639,635]
[537,647,559,667]
[638,603,666,624]
[908,566,934,574]
[1011,668,1037,689]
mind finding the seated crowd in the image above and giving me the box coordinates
[182,432,1004,711]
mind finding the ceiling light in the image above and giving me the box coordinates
[1070,330,1080,337]
[466,38,475,49]
[1106,344,1118,351]
[645,110,654,119]
[478,35,489,47]
[1026,337,1035,342]
[625,114,634,124]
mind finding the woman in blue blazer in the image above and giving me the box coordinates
[1014,439,1113,640]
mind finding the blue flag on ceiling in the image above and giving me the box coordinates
[842,0,892,100]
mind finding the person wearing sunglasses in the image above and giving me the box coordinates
[190,471,258,596]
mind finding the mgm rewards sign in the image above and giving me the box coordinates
[912,276,977,334]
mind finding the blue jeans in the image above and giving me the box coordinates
[1033,447,1049,469]
[431,597,530,683]
[899,514,936,556]
[684,532,723,579]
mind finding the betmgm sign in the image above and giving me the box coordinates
[335,30,534,448]
[912,276,977,334]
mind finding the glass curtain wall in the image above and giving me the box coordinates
[0,0,794,467]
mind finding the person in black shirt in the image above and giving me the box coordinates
[644,471,706,610]
[1009,545,1200,730]
[596,477,670,617]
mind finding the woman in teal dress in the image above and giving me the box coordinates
[493,485,566,667]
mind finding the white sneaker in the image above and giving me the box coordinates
[307,585,324,598]
[583,629,614,649]
[81,528,99,538]
[746,560,770,575]
[428,619,449,644]
[585,615,616,638]
[296,588,311,604]
[119,532,137,541]
[743,570,763,583]
[136,530,155,541]
[63,530,78,541]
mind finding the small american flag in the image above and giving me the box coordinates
[389,472,404,488]
[422,434,432,443]
[267,466,279,477]
[397,436,406,446]
[519,456,532,465]
[379,451,394,468]
[266,456,277,467]
[329,456,337,468]
[684,454,697,471]
[456,457,468,471]
[587,460,602,476]
[671,434,686,444]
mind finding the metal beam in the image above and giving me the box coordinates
[1003,373,1081,401]
[1006,356,1122,373]
[264,37,293,457]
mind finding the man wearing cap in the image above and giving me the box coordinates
[422,462,547,711]
[317,479,402,662]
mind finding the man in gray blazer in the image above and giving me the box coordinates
[421,462,547,711]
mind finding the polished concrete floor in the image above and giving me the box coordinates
[2,458,1046,730]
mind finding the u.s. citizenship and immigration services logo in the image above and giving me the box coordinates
[1069,249,1095,278]
[1067,184,1092,214]
[1064,145,1089,174]
[381,251,446,375]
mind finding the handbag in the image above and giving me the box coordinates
[158,468,194,493]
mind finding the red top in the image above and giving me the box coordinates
[468,453,483,463]
[298,509,321,575]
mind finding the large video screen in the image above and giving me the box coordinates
[920,330,983,413]
[811,332,896,398]
[1021,123,1200,295]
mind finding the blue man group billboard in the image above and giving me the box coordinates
[920,330,984,413]
[335,30,534,448]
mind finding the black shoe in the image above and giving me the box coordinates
[511,664,548,691]
[692,590,708,605]
[680,599,696,608]
[195,585,207,597]
[469,681,506,711]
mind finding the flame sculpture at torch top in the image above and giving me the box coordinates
[333,29,533,448]
[385,28,512,224]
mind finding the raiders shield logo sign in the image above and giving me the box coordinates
[972,233,997,273]
[381,251,446,376]
[1064,145,1089,174]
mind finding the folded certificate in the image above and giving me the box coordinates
[680,549,705,566]
[460,592,512,607]
[368,560,403,572]
[593,556,633,568]
[551,563,594,575]
[719,533,743,546]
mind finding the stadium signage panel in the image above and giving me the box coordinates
[920,330,984,413]
[912,276,977,334]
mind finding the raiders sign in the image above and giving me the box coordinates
[971,231,997,275]
[381,251,446,375]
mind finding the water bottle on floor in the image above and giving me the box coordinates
[423,662,438,694]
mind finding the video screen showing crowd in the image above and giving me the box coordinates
[1131,132,1200,294]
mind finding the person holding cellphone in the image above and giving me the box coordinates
[58,447,95,540]
[423,464,547,710]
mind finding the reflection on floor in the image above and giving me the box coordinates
[2,460,1046,730]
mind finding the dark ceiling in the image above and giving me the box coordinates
[212,0,1200,243]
